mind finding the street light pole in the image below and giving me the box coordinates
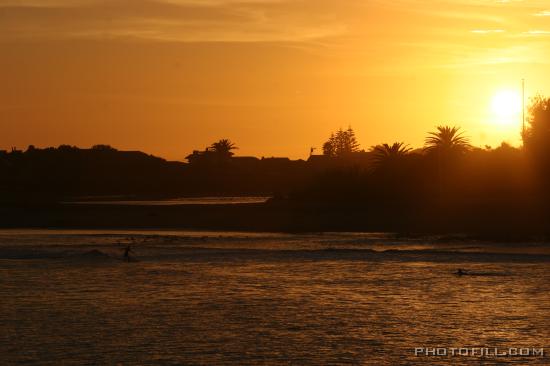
[522,78,525,135]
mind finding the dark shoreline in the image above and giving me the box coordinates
[1,201,549,241]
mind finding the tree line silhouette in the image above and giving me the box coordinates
[290,97,550,236]
[1,96,550,236]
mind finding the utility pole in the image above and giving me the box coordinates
[522,78,525,135]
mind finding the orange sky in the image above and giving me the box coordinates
[2,0,550,160]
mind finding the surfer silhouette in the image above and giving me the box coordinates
[456,268,466,276]
[123,245,132,262]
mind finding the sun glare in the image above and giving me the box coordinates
[490,90,522,127]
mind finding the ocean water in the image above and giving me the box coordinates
[1,230,549,365]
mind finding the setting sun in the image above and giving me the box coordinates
[490,90,522,127]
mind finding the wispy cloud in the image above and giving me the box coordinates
[0,0,95,6]
[470,29,505,33]
[1,0,549,68]
[0,0,348,43]
[523,30,550,35]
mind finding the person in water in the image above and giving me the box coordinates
[456,268,467,276]
[123,245,133,262]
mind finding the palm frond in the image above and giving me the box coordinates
[424,125,470,152]
[372,142,411,167]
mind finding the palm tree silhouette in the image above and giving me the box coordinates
[372,142,411,168]
[424,126,470,154]
[209,139,238,158]
[424,126,469,199]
